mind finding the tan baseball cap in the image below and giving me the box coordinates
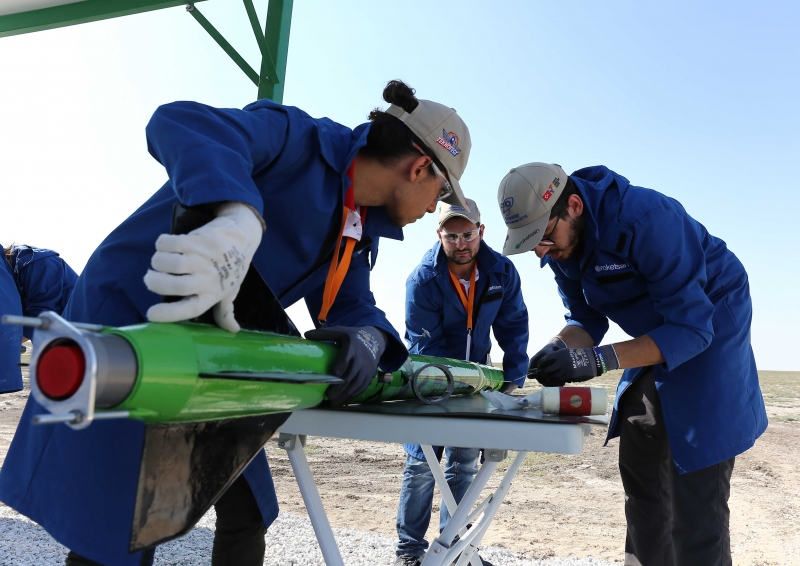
[438,198,480,228]
[497,162,568,256]
[386,100,470,209]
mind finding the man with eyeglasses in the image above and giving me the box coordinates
[394,198,529,566]
[497,163,766,566]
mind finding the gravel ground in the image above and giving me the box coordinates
[0,505,615,566]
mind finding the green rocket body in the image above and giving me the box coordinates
[30,316,505,426]
[105,322,338,423]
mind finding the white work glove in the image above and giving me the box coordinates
[144,202,264,332]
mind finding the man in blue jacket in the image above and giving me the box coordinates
[497,162,766,566]
[395,199,528,566]
[0,80,473,566]
[4,245,79,340]
[0,255,23,393]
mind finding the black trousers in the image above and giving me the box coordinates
[619,368,734,566]
[65,475,266,566]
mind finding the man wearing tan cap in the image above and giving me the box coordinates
[394,198,528,566]
[497,163,766,566]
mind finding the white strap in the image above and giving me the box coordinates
[385,104,409,122]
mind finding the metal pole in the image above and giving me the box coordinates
[279,433,344,565]
[258,0,292,101]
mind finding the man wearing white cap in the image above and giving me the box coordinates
[394,198,528,566]
[497,163,766,566]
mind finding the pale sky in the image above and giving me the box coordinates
[1,1,798,369]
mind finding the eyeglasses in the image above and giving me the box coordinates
[440,229,480,244]
[412,143,453,202]
[538,215,561,247]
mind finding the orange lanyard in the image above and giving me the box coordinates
[318,162,365,325]
[448,266,477,331]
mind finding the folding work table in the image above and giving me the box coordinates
[278,395,607,566]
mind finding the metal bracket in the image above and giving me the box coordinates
[277,432,306,451]
[483,449,508,462]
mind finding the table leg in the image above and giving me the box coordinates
[451,451,529,566]
[278,433,344,566]
[420,455,498,566]
[420,445,483,566]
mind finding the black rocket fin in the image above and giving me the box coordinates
[198,371,342,384]
[129,413,291,552]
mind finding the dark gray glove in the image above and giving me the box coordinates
[534,344,620,386]
[535,347,598,385]
[527,336,567,386]
[304,325,386,406]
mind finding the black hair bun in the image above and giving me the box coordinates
[382,80,419,113]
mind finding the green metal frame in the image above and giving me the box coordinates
[0,0,293,103]
[0,0,203,38]
[187,0,293,102]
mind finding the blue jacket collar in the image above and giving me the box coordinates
[540,165,632,272]
[7,246,58,272]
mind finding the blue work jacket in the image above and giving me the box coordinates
[404,241,529,460]
[543,165,767,474]
[6,245,78,339]
[0,257,23,393]
[0,99,408,565]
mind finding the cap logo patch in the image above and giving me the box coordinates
[500,197,514,216]
[515,228,540,249]
[542,184,556,202]
[437,129,462,156]
[552,176,561,187]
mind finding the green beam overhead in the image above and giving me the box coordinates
[1,0,293,102]
[0,0,206,38]
[185,0,292,102]
[257,0,292,102]
[187,4,259,87]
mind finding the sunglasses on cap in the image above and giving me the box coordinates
[412,143,453,202]
[440,228,480,244]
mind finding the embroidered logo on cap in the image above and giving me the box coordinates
[542,184,556,202]
[437,130,462,157]
[500,197,514,216]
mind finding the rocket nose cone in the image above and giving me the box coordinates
[37,341,86,400]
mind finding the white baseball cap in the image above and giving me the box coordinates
[438,198,480,228]
[497,162,568,256]
[386,100,471,209]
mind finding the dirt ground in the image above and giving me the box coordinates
[1,358,799,565]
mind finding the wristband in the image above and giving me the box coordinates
[592,344,620,374]
[592,346,606,375]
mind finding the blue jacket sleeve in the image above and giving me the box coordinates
[304,247,407,372]
[404,274,448,358]
[145,101,292,213]
[629,205,715,370]
[551,265,609,345]
[16,257,75,318]
[490,263,529,386]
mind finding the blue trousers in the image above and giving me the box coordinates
[395,447,480,558]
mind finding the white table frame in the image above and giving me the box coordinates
[278,408,592,566]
